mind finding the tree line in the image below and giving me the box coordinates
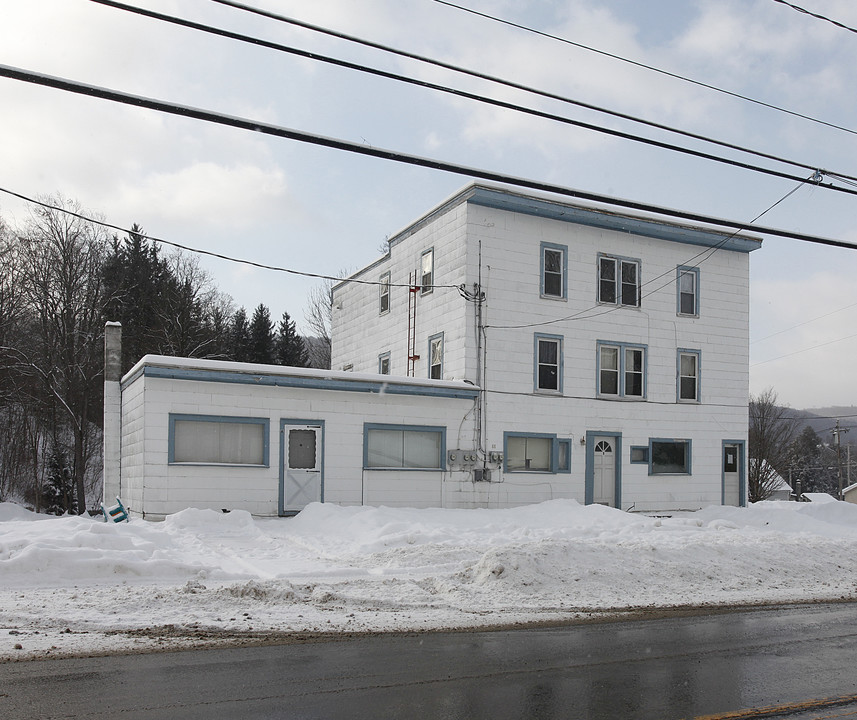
[0,195,327,514]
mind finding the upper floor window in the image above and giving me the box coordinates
[378,352,391,375]
[598,255,640,307]
[678,349,700,402]
[598,342,646,398]
[540,242,567,299]
[428,333,443,380]
[379,272,390,315]
[420,248,434,295]
[677,266,699,316]
[535,334,563,393]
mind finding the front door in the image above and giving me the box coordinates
[592,437,616,506]
[282,424,323,514]
[723,443,741,506]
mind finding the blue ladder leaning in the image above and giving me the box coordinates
[102,496,129,523]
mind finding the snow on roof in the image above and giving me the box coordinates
[123,354,480,394]
[801,492,838,503]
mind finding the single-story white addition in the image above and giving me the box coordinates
[844,482,857,504]
[109,354,480,520]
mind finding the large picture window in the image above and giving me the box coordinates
[505,433,572,473]
[365,424,444,469]
[650,439,691,474]
[169,414,269,466]
[598,255,640,307]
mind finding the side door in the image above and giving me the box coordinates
[281,423,323,515]
[723,442,742,506]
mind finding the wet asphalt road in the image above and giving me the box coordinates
[2,602,857,719]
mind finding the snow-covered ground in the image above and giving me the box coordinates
[2,498,857,661]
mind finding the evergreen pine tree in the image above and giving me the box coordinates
[248,304,275,364]
[42,446,77,516]
[276,311,309,367]
[229,308,250,362]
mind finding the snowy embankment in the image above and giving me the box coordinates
[2,499,856,660]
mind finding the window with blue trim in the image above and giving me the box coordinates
[677,266,699,316]
[505,432,571,473]
[420,248,434,295]
[598,255,640,307]
[428,333,443,380]
[598,341,646,398]
[650,439,691,474]
[630,446,649,464]
[379,271,391,314]
[365,424,444,469]
[535,334,562,392]
[540,242,567,299]
[169,414,269,466]
[678,349,700,402]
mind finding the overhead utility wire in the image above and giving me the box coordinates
[2,62,855,251]
[0,186,453,290]
[89,0,857,195]
[771,0,857,35]
[177,0,857,183]
[433,0,857,138]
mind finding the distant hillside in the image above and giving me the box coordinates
[797,406,857,444]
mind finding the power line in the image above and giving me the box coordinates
[752,301,857,345]
[145,0,857,186]
[0,186,456,291]
[2,63,856,250]
[771,0,857,35]
[433,0,857,138]
[751,330,857,367]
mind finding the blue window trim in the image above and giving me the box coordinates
[596,340,648,399]
[677,266,700,317]
[428,332,444,380]
[534,333,563,393]
[630,445,649,464]
[540,241,568,299]
[379,271,391,315]
[168,413,270,466]
[279,418,325,516]
[420,247,434,295]
[677,348,701,403]
[648,438,692,476]
[597,254,641,307]
[378,351,391,375]
[503,431,571,473]
[363,422,446,470]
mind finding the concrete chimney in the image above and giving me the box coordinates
[103,322,122,504]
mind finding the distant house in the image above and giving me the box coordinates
[799,492,838,503]
[767,474,792,501]
[844,483,857,504]
[107,183,761,518]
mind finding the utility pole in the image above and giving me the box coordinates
[833,420,849,500]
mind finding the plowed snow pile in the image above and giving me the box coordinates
[2,499,856,660]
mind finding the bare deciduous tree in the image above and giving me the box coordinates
[303,280,333,369]
[749,388,799,502]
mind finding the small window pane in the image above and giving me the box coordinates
[600,346,619,395]
[379,273,390,314]
[679,271,697,315]
[625,348,643,396]
[557,440,570,471]
[421,250,433,293]
[621,261,639,307]
[506,436,528,471]
[288,429,316,469]
[403,430,442,468]
[630,446,649,463]
[367,429,403,468]
[430,336,443,379]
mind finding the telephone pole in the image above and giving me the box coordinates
[833,420,849,500]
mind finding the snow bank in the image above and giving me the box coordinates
[2,499,857,660]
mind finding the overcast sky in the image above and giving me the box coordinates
[3,0,857,410]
